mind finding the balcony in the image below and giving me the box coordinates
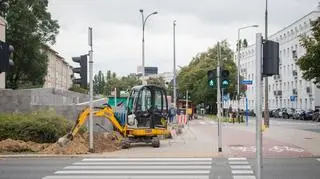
[277,90,282,96]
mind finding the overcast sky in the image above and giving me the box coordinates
[48,0,319,77]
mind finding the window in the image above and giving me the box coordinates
[155,89,163,111]
[284,82,286,90]
[287,82,290,89]
[300,80,302,87]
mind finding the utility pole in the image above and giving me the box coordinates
[88,27,94,152]
[186,90,188,125]
[264,0,270,127]
[255,33,263,179]
[217,42,222,152]
[173,20,177,109]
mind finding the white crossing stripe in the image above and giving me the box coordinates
[73,161,212,165]
[82,158,212,161]
[231,170,254,174]
[228,157,247,161]
[43,176,210,179]
[64,165,211,170]
[55,170,211,174]
[230,165,251,169]
[229,161,249,165]
[317,158,320,162]
[42,157,212,179]
[233,176,256,179]
[199,121,206,124]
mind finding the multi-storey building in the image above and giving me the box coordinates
[42,45,73,90]
[231,4,320,111]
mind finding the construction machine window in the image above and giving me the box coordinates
[136,88,152,112]
[155,89,163,111]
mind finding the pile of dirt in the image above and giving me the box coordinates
[0,132,122,154]
[0,139,49,153]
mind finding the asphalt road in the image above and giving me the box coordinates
[0,157,319,179]
[269,117,320,133]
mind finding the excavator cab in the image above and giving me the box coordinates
[126,85,168,129]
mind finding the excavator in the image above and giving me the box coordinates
[58,84,170,149]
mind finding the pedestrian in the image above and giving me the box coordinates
[168,105,176,123]
[228,105,233,123]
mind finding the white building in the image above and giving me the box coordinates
[230,4,320,111]
[42,46,73,90]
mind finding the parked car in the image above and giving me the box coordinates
[281,108,295,119]
[304,109,314,120]
[292,109,305,120]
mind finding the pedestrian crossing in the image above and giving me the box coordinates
[42,157,213,179]
[228,157,255,179]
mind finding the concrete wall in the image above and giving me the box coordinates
[0,88,89,113]
[0,88,114,132]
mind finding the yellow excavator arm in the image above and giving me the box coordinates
[58,105,125,146]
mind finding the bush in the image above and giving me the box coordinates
[0,111,76,143]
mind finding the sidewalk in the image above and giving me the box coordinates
[203,116,320,157]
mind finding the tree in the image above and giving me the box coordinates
[146,76,166,87]
[3,0,60,89]
[296,17,320,87]
[177,40,242,113]
[106,70,112,80]
[93,71,105,95]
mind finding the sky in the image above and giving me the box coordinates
[47,0,319,77]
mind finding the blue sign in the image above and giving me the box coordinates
[241,80,253,85]
[223,93,230,102]
[290,96,297,102]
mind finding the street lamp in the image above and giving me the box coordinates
[237,25,259,119]
[140,9,158,80]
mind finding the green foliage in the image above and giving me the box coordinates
[3,0,60,89]
[146,76,166,87]
[69,84,88,94]
[104,71,142,96]
[177,40,243,110]
[0,111,74,143]
[296,17,320,87]
[93,71,106,95]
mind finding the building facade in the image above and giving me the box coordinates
[42,46,73,90]
[137,66,158,76]
[229,5,320,111]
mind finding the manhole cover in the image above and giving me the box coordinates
[304,137,313,140]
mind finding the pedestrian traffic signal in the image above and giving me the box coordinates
[207,69,217,88]
[221,69,230,88]
[72,55,87,89]
[0,41,14,73]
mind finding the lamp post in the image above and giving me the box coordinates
[139,9,158,80]
[173,20,177,108]
[237,25,259,121]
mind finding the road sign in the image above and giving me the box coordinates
[290,96,297,102]
[241,80,253,85]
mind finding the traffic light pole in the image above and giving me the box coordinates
[217,42,222,152]
[88,27,94,152]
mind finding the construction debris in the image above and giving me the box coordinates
[0,132,122,154]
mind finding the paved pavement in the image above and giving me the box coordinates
[1,157,320,179]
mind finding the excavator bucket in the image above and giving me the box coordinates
[57,133,73,147]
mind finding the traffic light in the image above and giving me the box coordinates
[221,69,230,88]
[0,41,14,73]
[207,69,217,88]
[72,55,87,89]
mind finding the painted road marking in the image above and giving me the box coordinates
[43,157,212,179]
[228,157,247,161]
[229,161,249,165]
[64,165,212,170]
[73,161,213,165]
[83,158,212,161]
[231,170,254,174]
[317,158,320,162]
[55,170,211,174]
[233,176,256,179]
[229,157,255,179]
[199,121,206,124]
[230,165,251,169]
[43,176,210,179]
